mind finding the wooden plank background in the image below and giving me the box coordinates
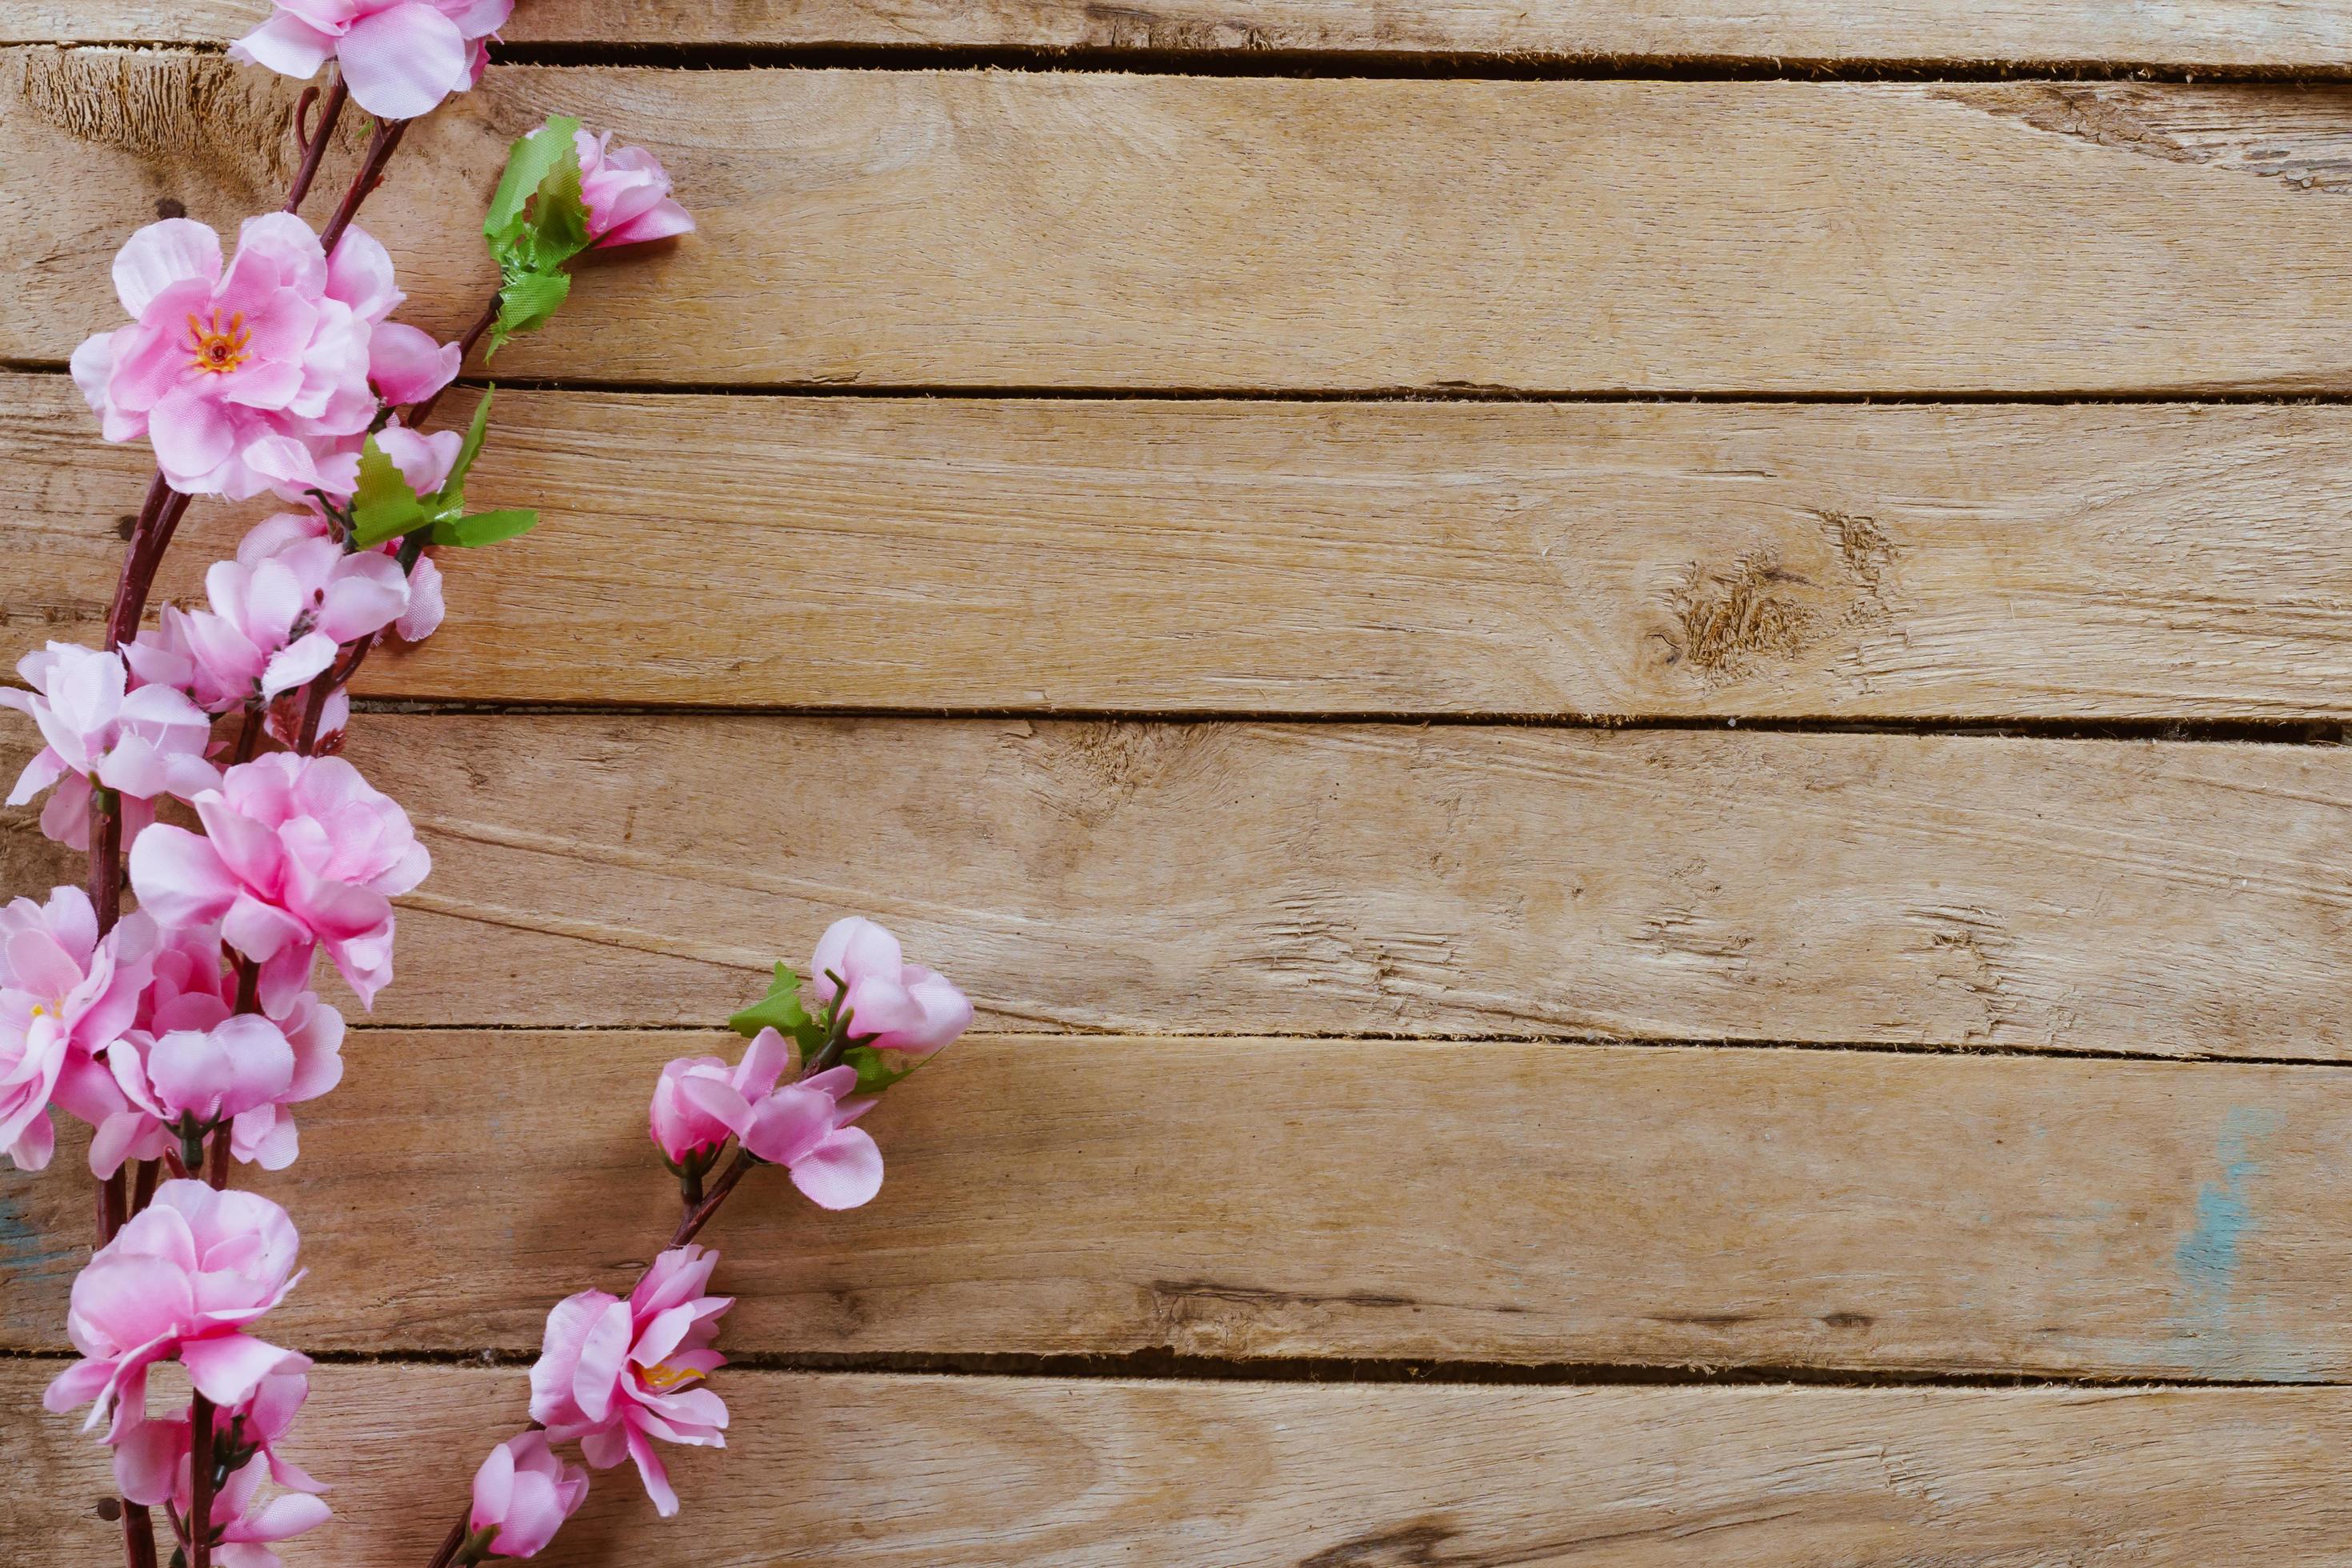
[6,6,2352,1563]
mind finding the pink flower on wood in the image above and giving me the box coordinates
[529,1245,731,1517]
[805,917,973,1060]
[70,218,422,500]
[112,1361,325,1507]
[95,994,343,1176]
[674,1030,884,1210]
[178,1453,332,1568]
[126,516,410,716]
[2,642,218,851]
[232,0,513,121]
[43,1181,305,1442]
[127,753,430,1012]
[574,126,696,249]
[470,1431,589,1558]
[0,889,156,1170]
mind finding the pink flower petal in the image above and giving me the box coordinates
[228,13,337,79]
[127,824,241,930]
[789,1125,884,1210]
[112,220,222,318]
[338,2,471,120]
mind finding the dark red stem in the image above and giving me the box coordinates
[282,75,350,216]
[188,1395,215,1568]
[320,116,410,257]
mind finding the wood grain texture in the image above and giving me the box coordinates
[7,0,2352,67]
[12,54,2352,393]
[7,716,2349,1056]
[7,1037,2351,1378]
[14,1364,2352,1564]
[17,374,2352,719]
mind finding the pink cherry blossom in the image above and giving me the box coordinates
[172,1452,332,1568]
[805,917,973,1060]
[574,126,696,249]
[232,0,513,121]
[529,1245,731,1517]
[0,889,155,1170]
[2,642,218,851]
[648,1026,794,1167]
[127,752,430,1012]
[674,1030,883,1210]
[43,1181,305,1442]
[126,520,410,718]
[470,1431,589,1558]
[112,1361,325,1507]
[95,995,342,1176]
[70,217,426,500]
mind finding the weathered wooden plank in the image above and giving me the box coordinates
[10,54,2352,393]
[6,717,2348,1055]
[7,0,2352,69]
[13,1364,2352,1564]
[15,374,2352,720]
[6,1036,2350,1379]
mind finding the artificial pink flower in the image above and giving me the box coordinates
[648,1026,794,1167]
[529,1245,731,1517]
[124,514,410,717]
[231,0,513,121]
[112,1361,325,1507]
[94,996,342,1175]
[70,217,426,500]
[173,1453,332,1568]
[805,917,973,1059]
[0,889,155,1170]
[673,1030,883,1210]
[574,126,696,249]
[470,1431,589,1558]
[127,752,429,1011]
[2,642,218,850]
[44,1181,305,1442]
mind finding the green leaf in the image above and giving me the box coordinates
[430,508,540,548]
[485,116,582,248]
[727,965,836,1062]
[526,155,594,271]
[349,435,430,549]
[840,1046,922,1097]
[430,387,498,514]
[486,269,571,358]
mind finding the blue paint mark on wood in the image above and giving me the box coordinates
[2169,1106,2314,1382]
[0,1183,80,1281]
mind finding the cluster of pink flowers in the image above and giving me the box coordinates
[14,14,986,1565]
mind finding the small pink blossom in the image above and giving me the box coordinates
[126,517,410,716]
[43,1181,305,1442]
[529,1245,731,1517]
[112,1361,325,1507]
[674,1030,883,1210]
[232,0,513,121]
[2,642,218,850]
[806,917,973,1060]
[469,1431,589,1558]
[175,1453,332,1568]
[95,998,343,1176]
[0,889,155,1170]
[127,752,430,1011]
[648,1026,794,1167]
[574,126,696,249]
[70,218,425,500]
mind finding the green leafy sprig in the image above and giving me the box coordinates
[345,388,538,551]
[483,115,597,354]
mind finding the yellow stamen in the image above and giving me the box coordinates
[185,307,254,375]
[638,1360,703,1393]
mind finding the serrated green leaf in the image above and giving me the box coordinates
[428,387,498,514]
[730,964,815,1041]
[840,1046,921,1097]
[485,116,582,248]
[486,270,571,358]
[525,156,594,270]
[430,508,540,548]
[350,435,431,549]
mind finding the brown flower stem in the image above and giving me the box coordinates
[187,1395,216,1568]
[230,706,267,766]
[670,1147,759,1250]
[404,295,502,431]
[88,790,123,941]
[282,75,350,216]
[424,1512,469,1568]
[320,115,410,257]
[118,1504,158,1568]
[131,1158,159,1214]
